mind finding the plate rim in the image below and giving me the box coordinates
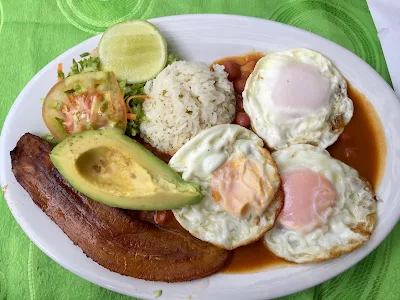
[1,13,400,300]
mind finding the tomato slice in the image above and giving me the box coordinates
[42,71,127,142]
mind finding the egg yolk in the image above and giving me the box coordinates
[210,154,274,217]
[271,62,330,119]
[278,169,336,231]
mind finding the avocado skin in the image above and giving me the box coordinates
[50,129,203,210]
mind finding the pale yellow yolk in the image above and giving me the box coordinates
[210,154,274,217]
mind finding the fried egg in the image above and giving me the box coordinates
[264,144,377,263]
[243,48,353,150]
[169,124,283,250]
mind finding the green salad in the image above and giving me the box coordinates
[42,19,179,144]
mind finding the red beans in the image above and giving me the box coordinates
[233,78,247,94]
[221,61,241,82]
[235,112,251,128]
[217,57,261,128]
[233,81,250,127]
[240,60,257,78]
[236,95,244,112]
[219,58,258,94]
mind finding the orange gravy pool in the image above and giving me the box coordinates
[214,52,266,67]
[327,83,386,190]
[213,54,387,273]
[221,239,290,273]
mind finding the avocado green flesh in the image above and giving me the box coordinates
[50,129,203,210]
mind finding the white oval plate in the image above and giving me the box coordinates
[1,14,400,300]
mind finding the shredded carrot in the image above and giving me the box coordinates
[125,95,150,111]
[108,102,115,111]
[125,95,150,114]
[127,113,136,120]
[57,63,63,82]
[127,95,151,100]
[125,103,132,113]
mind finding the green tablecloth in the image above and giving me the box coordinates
[0,1,397,299]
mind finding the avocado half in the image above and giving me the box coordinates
[50,129,203,210]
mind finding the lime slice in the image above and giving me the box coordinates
[98,20,167,83]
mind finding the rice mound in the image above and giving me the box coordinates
[140,61,236,155]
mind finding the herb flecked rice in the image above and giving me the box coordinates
[140,61,236,155]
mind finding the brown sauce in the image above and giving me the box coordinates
[221,239,290,273]
[327,83,386,189]
[214,52,266,68]
[211,53,387,273]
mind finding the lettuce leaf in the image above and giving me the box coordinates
[68,55,100,77]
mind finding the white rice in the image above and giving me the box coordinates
[140,61,236,155]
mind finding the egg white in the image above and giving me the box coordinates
[243,48,353,150]
[264,144,376,263]
[169,124,282,250]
